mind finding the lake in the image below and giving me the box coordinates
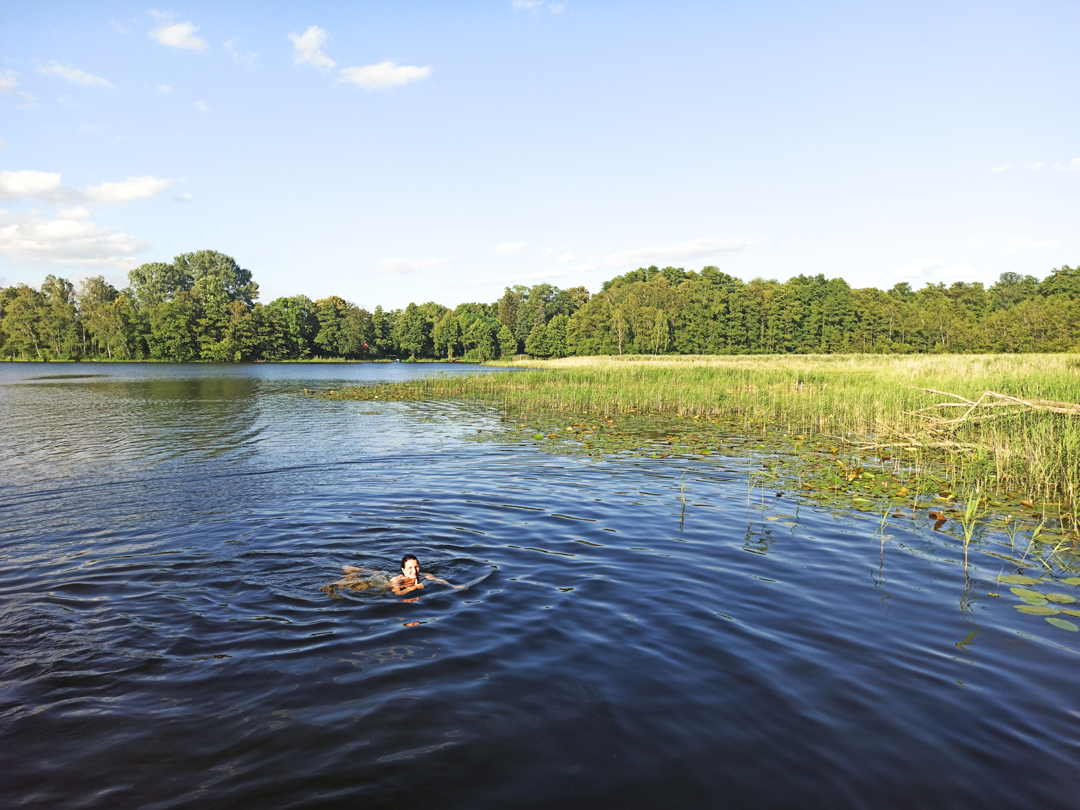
[1,362,1078,809]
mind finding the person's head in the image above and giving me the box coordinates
[400,554,420,579]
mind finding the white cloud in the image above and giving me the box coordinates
[289,26,337,70]
[1027,162,1044,170]
[56,206,93,220]
[173,193,192,203]
[0,139,8,150]
[37,62,115,88]
[82,176,176,204]
[557,254,578,262]
[156,84,173,94]
[0,210,149,269]
[194,100,209,113]
[371,257,451,274]
[150,21,208,51]
[1066,158,1080,172]
[339,61,431,89]
[495,242,526,254]
[511,0,567,12]
[0,170,175,205]
[0,170,64,201]
[991,164,1014,173]
[109,20,132,34]
[1006,238,1063,253]
[0,70,20,94]
[0,70,34,104]
[571,236,753,274]
[224,38,258,68]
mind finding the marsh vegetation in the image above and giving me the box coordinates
[323,353,1080,540]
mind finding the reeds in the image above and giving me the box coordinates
[326,353,1080,532]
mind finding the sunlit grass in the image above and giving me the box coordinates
[326,353,1080,533]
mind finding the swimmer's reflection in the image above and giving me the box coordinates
[320,554,465,602]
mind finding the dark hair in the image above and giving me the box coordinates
[400,554,419,573]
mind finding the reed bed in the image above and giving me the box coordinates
[328,354,1080,532]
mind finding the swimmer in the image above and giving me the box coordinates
[389,554,465,598]
[320,556,464,600]
[319,565,390,597]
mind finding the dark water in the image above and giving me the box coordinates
[2,363,1078,809]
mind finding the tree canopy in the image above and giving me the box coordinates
[3,253,1078,361]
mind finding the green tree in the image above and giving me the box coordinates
[434,311,463,359]
[1,284,46,359]
[395,303,431,359]
[79,277,138,359]
[147,292,199,361]
[173,250,259,307]
[465,317,496,361]
[128,261,191,310]
[497,324,517,358]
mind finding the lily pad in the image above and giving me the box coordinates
[1015,605,1060,615]
[1010,587,1048,605]
[1058,608,1080,618]
[1061,577,1080,586]
[999,575,1043,585]
[1044,593,1078,604]
[533,433,544,440]
[1046,617,1079,632]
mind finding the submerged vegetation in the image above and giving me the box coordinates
[321,353,1080,540]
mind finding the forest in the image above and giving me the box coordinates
[2,249,1079,361]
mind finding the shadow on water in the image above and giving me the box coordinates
[1,363,1079,809]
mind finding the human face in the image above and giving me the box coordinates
[401,559,419,580]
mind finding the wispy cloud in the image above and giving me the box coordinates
[173,193,192,203]
[37,62,114,88]
[1006,237,1063,253]
[495,242,526,254]
[224,38,258,68]
[0,70,34,104]
[1027,162,1044,170]
[511,0,567,13]
[0,139,8,150]
[371,257,452,274]
[194,100,209,113]
[156,84,173,94]
[570,236,753,274]
[289,26,337,70]
[150,17,208,51]
[339,61,431,89]
[0,209,149,269]
[82,176,176,204]
[0,170,176,205]
[991,164,1014,173]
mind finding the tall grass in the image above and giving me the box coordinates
[329,353,1080,529]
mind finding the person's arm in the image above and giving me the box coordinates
[423,573,466,590]
[390,576,425,596]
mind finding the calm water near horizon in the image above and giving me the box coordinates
[2,362,1078,809]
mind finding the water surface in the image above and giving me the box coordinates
[1,362,1078,809]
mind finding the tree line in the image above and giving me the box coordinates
[2,248,1079,361]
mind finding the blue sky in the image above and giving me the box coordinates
[1,1,1077,309]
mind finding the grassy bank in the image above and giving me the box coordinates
[324,354,1080,533]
